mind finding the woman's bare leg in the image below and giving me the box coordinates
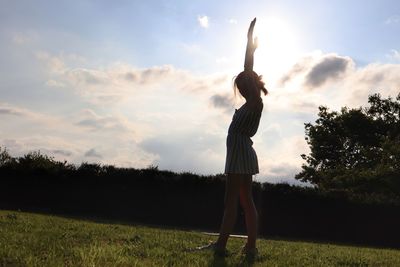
[239,174,258,249]
[216,173,242,249]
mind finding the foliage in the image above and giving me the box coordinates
[0,148,76,177]
[0,147,14,167]
[296,93,400,196]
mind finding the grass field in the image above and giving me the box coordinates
[0,210,399,266]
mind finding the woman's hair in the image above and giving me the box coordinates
[233,70,268,98]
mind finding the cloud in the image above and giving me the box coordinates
[278,53,354,90]
[123,65,181,84]
[37,52,229,105]
[0,102,149,167]
[278,55,315,86]
[84,148,102,159]
[0,106,26,116]
[36,51,66,73]
[75,109,133,133]
[66,68,110,85]
[12,31,38,45]
[198,15,209,28]
[228,18,237,24]
[51,149,72,157]
[304,54,353,89]
[256,134,310,183]
[139,131,225,175]
[268,163,301,179]
[278,52,400,109]
[209,93,234,111]
[0,137,79,161]
[0,102,91,136]
[385,15,400,24]
[345,63,400,106]
[45,79,65,87]
[387,49,400,61]
[216,57,229,64]
[0,102,47,121]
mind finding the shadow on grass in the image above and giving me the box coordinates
[261,234,400,251]
[237,255,255,267]
[3,207,400,251]
[207,252,270,267]
[208,253,227,267]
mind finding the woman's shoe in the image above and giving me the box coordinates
[241,245,258,258]
[196,241,228,257]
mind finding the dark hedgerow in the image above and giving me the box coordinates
[0,145,399,248]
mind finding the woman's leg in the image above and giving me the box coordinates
[239,174,258,249]
[216,173,242,249]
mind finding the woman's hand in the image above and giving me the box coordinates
[244,17,258,71]
[247,18,258,52]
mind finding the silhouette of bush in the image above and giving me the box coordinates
[0,147,15,167]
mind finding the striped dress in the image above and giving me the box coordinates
[224,102,263,175]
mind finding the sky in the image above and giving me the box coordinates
[1,0,400,184]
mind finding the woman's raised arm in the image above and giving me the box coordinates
[244,18,258,71]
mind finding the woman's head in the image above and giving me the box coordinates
[233,70,268,99]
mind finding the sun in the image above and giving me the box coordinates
[253,17,303,87]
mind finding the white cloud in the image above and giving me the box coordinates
[387,49,400,61]
[139,130,225,175]
[75,109,134,134]
[37,52,229,105]
[209,93,234,112]
[12,31,38,45]
[344,63,400,107]
[36,51,66,73]
[279,53,354,90]
[0,104,29,117]
[36,51,87,73]
[254,133,309,184]
[216,57,229,64]
[277,52,400,109]
[84,148,103,159]
[385,15,400,24]
[0,105,154,168]
[0,102,61,125]
[198,15,209,28]
[228,18,237,24]
[45,79,65,87]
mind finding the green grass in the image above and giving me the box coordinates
[0,210,399,267]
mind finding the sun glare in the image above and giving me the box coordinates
[254,17,302,88]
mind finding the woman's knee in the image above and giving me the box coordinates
[239,196,253,211]
[239,187,255,210]
[223,174,243,206]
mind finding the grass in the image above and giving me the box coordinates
[0,210,399,266]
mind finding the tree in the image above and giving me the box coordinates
[296,93,400,195]
[0,147,14,167]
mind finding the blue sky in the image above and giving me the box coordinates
[1,0,400,183]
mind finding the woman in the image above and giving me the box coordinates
[200,18,268,257]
